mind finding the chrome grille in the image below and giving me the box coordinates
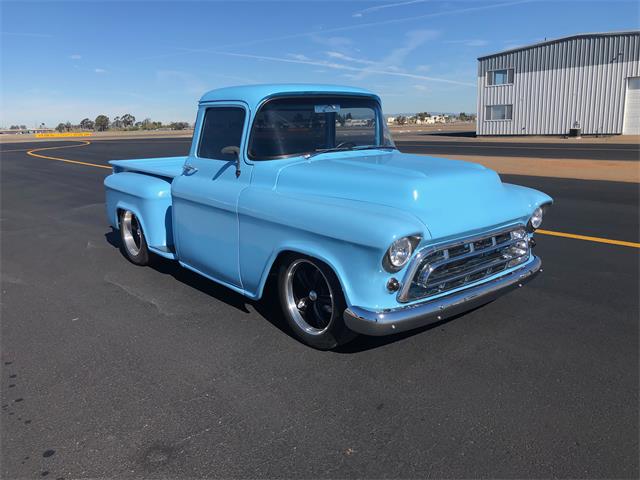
[399,226,530,302]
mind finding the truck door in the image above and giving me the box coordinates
[171,102,252,289]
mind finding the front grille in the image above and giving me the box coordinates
[400,226,530,302]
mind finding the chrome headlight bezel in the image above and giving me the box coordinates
[528,203,550,231]
[383,235,421,273]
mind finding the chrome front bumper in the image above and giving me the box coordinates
[344,256,542,336]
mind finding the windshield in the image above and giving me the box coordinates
[248,96,395,160]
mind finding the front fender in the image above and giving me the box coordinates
[238,188,430,309]
[502,183,553,210]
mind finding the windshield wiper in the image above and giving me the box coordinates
[304,146,355,159]
[304,144,395,159]
[352,144,396,151]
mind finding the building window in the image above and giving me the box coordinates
[487,68,514,86]
[485,105,513,121]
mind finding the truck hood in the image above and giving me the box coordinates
[274,150,551,239]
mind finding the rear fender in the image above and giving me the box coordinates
[104,172,174,249]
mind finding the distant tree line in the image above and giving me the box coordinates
[55,114,192,133]
[390,112,476,126]
[9,125,28,130]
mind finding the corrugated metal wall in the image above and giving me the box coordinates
[476,32,640,135]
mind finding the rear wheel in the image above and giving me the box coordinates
[278,255,357,349]
[119,210,150,266]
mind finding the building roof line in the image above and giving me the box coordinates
[477,30,640,60]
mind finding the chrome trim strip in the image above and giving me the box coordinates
[397,223,526,303]
[344,256,541,336]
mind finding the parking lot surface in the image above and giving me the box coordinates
[1,138,638,478]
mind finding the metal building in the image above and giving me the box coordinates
[476,31,640,135]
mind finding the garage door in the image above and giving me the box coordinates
[623,77,640,135]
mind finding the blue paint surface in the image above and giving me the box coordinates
[104,84,552,311]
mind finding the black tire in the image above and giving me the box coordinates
[278,254,357,349]
[119,210,150,266]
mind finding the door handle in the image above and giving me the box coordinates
[182,164,198,175]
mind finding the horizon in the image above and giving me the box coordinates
[1,0,638,126]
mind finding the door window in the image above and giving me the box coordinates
[198,107,246,160]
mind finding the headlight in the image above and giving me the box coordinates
[389,237,412,267]
[529,207,543,230]
[383,236,420,272]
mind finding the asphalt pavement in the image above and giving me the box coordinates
[395,139,640,160]
[1,138,638,478]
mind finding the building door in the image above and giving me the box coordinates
[623,77,640,135]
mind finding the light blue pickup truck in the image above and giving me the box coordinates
[104,84,552,349]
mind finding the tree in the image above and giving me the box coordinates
[121,114,135,128]
[395,115,407,125]
[56,123,66,132]
[80,118,94,130]
[94,115,109,131]
[169,121,189,130]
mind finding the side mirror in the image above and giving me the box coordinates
[221,146,241,178]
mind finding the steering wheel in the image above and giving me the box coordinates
[334,141,356,149]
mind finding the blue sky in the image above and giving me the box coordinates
[1,0,638,126]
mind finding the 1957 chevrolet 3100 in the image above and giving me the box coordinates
[105,84,552,349]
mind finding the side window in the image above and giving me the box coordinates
[198,107,246,160]
[487,68,514,86]
[485,104,513,121]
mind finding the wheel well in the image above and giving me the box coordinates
[265,250,342,291]
[116,207,127,227]
[268,250,297,278]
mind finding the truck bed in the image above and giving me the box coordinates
[109,156,187,179]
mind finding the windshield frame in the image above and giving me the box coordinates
[247,94,394,161]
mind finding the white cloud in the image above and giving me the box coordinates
[310,35,353,51]
[200,50,475,87]
[94,68,107,74]
[134,0,531,63]
[346,29,439,80]
[325,51,376,65]
[287,53,310,61]
[416,64,431,72]
[70,54,82,60]
[352,0,429,17]
[445,39,489,47]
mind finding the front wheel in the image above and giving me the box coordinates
[278,255,357,349]
[119,210,150,266]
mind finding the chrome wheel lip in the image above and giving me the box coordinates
[121,210,142,257]
[284,259,334,336]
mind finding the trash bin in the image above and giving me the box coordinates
[569,121,581,138]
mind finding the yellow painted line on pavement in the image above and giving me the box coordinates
[35,132,92,138]
[537,229,640,248]
[1,147,33,153]
[26,140,111,170]
[21,140,640,249]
